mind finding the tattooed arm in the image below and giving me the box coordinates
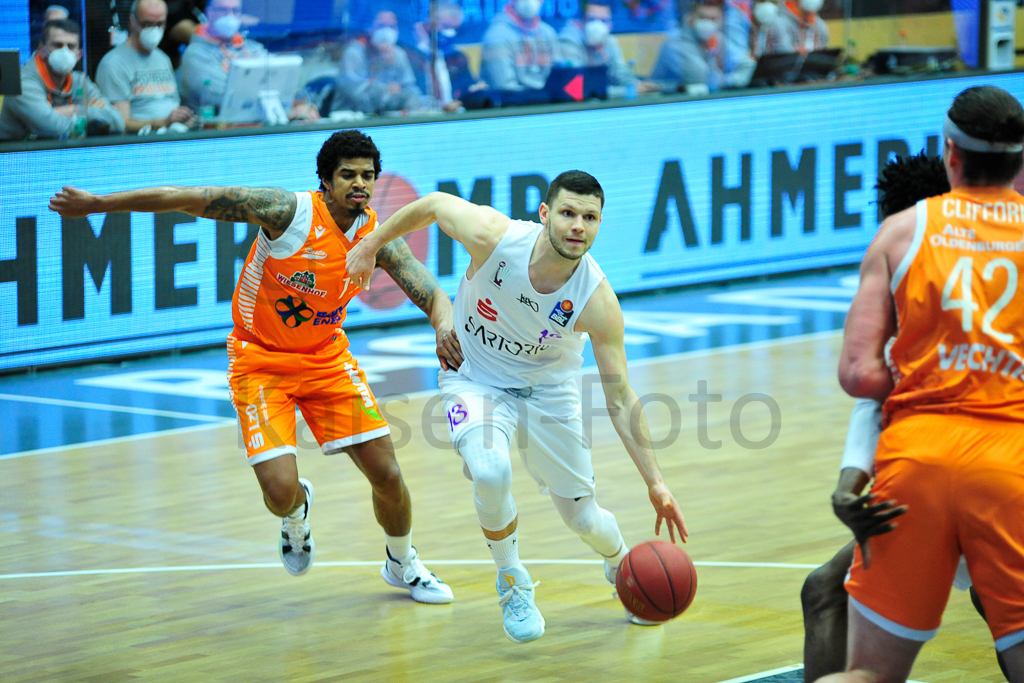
[49,185,297,239]
[375,238,463,370]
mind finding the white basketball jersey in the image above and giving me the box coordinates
[453,219,607,388]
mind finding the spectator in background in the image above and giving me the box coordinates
[560,0,659,96]
[160,0,206,69]
[481,0,560,91]
[0,19,124,140]
[44,5,70,22]
[413,1,483,108]
[97,0,195,133]
[650,1,755,91]
[179,0,318,121]
[749,0,791,56]
[334,11,430,114]
[777,0,829,55]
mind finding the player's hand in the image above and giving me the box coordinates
[436,327,463,371]
[832,491,907,569]
[649,482,688,543]
[346,238,379,290]
[49,186,100,218]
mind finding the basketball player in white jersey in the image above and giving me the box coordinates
[346,171,688,643]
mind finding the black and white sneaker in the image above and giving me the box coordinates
[279,478,315,576]
[381,547,454,604]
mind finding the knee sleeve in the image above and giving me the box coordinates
[550,494,624,557]
[456,426,516,532]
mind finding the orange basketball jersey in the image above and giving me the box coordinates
[230,191,377,354]
[884,186,1024,423]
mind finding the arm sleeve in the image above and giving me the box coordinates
[83,76,126,132]
[5,76,73,138]
[606,36,637,85]
[95,53,133,103]
[840,398,882,475]
[559,33,587,67]
[336,44,380,111]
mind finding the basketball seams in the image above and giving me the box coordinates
[628,547,672,617]
[683,555,697,613]
[650,544,677,616]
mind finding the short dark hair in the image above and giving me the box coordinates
[948,86,1024,185]
[545,170,604,208]
[876,152,950,219]
[41,19,81,45]
[316,130,382,189]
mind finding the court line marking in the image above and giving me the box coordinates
[716,665,803,683]
[0,560,821,580]
[0,422,234,462]
[0,393,230,422]
[0,329,844,461]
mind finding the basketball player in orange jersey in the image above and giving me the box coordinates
[824,86,1024,681]
[344,171,687,642]
[48,130,457,603]
[802,153,1008,681]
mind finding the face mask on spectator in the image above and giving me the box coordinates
[139,26,164,51]
[753,2,778,24]
[439,27,458,37]
[47,46,78,74]
[371,26,399,48]
[692,18,718,42]
[515,0,542,20]
[799,0,823,12]
[210,14,241,39]
[584,19,610,46]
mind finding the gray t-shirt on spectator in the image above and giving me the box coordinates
[96,43,181,121]
[179,30,268,111]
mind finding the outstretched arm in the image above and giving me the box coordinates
[577,280,688,542]
[375,238,462,370]
[49,185,297,239]
[346,192,509,290]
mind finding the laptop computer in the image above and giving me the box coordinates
[799,48,842,79]
[546,65,608,103]
[0,50,22,96]
[750,52,802,86]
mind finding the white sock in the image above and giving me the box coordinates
[486,530,524,571]
[386,533,413,562]
[285,496,307,520]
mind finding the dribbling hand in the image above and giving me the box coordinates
[49,186,99,218]
[346,238,378,290]
[649,482,688,543]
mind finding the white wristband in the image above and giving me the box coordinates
[840,399,882,475]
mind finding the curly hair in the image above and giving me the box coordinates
[875,152,949,219]
[316,130,382,190]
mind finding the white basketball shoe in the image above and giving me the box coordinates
[279,478,315,576]
[381,547,455,604]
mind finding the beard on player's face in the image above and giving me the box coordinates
[545,218,589,260]
[325,177,373,217]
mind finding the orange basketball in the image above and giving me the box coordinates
[615,541,697,622]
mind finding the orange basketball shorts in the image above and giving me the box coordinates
[227,335,390,466]
[845,411,1024,651]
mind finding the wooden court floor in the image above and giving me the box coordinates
[0,334,1006,683]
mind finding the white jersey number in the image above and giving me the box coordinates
[941,255,1018,343]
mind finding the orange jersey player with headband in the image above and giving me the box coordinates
[49,130,463,604]
[831,87,1024,682]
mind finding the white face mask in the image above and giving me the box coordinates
[515,0,542,20]
[47,46,78,74]
[584,19,610,46]
[371,26,399,48]
[210,13,241,39]
[753,2,779,24]
[799,0,823,13]
[139,26,164,51]
[439,27,458,38]
[692,18,718,42]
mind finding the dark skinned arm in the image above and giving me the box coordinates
[49,185,297,239]
[374,238,462,370]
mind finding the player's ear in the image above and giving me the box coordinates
[538,202,549,225]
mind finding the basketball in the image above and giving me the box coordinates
[616,541,697,623]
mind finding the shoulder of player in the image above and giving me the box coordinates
[575,279,620,338]
[874,204,919,249]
